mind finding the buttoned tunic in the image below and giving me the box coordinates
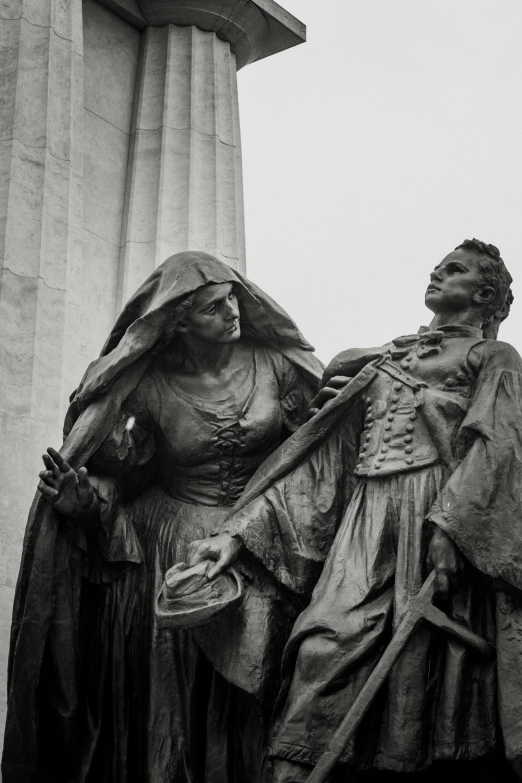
[355,326,479,476]
[269,325,511,775]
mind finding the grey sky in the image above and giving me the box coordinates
[238,0,521,363]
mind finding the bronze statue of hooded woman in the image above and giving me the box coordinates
[1,251,323,783]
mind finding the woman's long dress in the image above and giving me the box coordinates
[71,343,311,783]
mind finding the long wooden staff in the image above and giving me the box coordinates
[306,572,495,783]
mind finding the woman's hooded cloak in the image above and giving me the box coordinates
[2,252,322,783]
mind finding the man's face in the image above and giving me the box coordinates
[181,282,241,344]
[425,249,487,315]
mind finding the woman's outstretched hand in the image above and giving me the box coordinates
[307,376,352,419]
[187,533,242,580]
[38,447,97,519]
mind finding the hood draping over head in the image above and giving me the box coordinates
[1,252,323,779]
[66,251,321,432]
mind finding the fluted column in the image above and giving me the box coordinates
[0,0,83,729]
[118,23,245,305]
[0,0,305,743]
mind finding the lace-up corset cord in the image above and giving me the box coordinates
[91,342,311,507]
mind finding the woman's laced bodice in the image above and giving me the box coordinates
[92,342,311,507]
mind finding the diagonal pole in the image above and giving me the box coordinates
[305,572,495,783]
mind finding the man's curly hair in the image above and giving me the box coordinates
[455,238,513,321]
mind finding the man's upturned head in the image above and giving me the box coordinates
[425,238,512,324]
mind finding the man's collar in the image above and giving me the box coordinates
[418,324,483,339]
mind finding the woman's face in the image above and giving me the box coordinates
[180,282,241,344]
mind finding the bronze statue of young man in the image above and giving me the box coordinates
[189,240,522,782]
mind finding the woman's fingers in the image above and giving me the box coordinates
[76,467,94,507]
[77,467,90,492]
[78,466,89,482]
[39,469,56,486]
[206,537,241,579]
[187,540,209,566]
[38,480,59,500]
[47,447,73,475]
[42,453,61,479]
[43,448,75,483]
[207,555,227,581]
[187,535,240,575]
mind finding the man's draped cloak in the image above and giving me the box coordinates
[223,333,522,772]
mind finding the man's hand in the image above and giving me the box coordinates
[307,376,352,419]
[427,526,465,598]
[187,533,242,580]
[38,447,97,519]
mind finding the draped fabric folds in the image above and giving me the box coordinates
[222,338,522,771]
[2,252,322,783]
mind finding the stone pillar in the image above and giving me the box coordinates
[118,23,245,304]
[0,0,305,741]
[115,0,306,302]
[0,0,83,729]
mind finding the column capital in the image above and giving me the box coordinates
[96,0,305,69]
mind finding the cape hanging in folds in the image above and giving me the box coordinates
[220,340,522,768]
[2,251,323,783]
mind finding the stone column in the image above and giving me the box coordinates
[118,22,246,304]
[0,0,83,729]
[0,0,305,741]
[116,0,306,303]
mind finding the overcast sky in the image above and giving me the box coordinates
[238,0,522,363]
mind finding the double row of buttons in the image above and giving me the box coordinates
[356,380,418,471]
[399,352,414,371]
[378,381,417,468]
[357,395,375,464]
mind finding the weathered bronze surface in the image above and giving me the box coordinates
[189,240,522,782]
[306,571,495,783]
[1,251,322,782]
[4,241,522,783]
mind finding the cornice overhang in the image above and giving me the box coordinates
[95,0,306,69]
